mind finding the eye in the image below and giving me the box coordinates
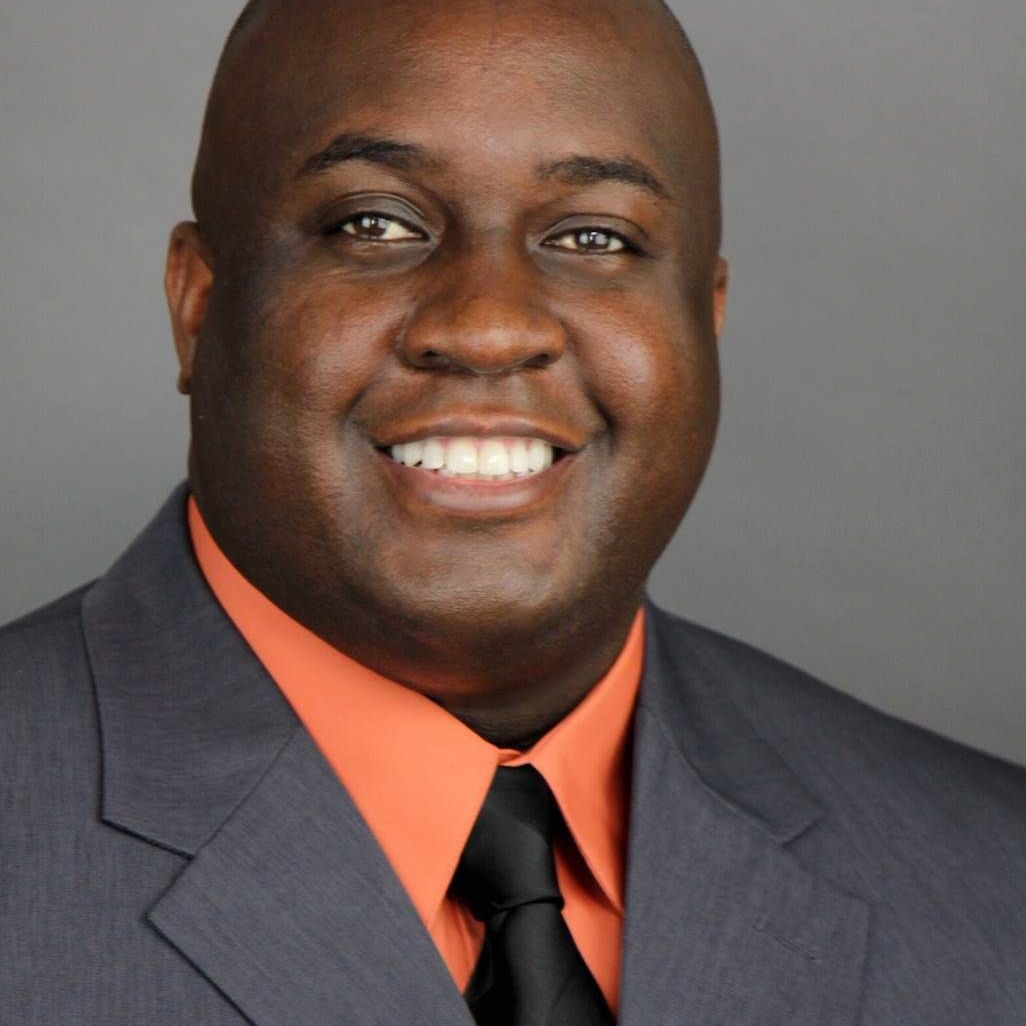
[544,228,630,254]
[335,212,424,242]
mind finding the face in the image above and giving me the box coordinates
[167,0,727,696]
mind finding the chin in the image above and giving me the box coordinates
[379,570,579,644]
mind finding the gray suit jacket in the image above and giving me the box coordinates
[3,484,1025,1025]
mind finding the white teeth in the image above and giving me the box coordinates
[421,438,445,470]
[401,440,425,467]
[388,436,558,478]
[446,438,479,475]
[509,439,529,475]
[527,438,552,472]
[479,439,511,477]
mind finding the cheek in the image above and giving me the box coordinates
[229,275,406,426]
[576,296,720,450]
[576,296,721,556]
[192,275,394,515]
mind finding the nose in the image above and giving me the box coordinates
[397,247,567,375]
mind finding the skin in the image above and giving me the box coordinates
[166,0,728,747]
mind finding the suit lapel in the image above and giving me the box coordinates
[148,727,473,1026]
[619,607,869,1026]
[83,485,473,1026]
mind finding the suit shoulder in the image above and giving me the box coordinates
[649,603,882,718]
[649,604,1026,801]
[1,582,93,636]
[0,583,95,714]
[649,603,1026,963]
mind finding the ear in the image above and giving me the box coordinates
[713,255,729,340]
[165,222,214,395]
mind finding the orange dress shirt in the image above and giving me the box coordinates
[188,496,644,1012]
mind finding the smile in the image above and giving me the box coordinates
[386,436,558,480]
[377,431,576,515]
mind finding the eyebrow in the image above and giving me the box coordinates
[297,133,430,178]
[297,132,671,200]
[537,155,671,200]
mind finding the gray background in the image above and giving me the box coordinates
[2,2,1023,762]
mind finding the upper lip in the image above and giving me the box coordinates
[371,414,587,453]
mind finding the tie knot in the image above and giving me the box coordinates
[454,766,564,922]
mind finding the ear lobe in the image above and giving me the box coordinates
[713,255,729,341]
[165,222,214,395]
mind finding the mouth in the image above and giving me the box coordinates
[373,425,580,515]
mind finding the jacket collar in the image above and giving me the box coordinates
[82,483,299,856]
[619,602,867,1026]
[638,600,825,844]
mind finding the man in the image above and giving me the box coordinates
[2,0,1024,1023]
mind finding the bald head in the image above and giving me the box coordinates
[220,0,702,72]
[191,0,720,255]
[220,0,700,65]
[220,0,266,52]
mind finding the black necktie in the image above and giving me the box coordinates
[453,765,616,1026]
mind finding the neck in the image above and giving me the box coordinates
[319,596,644,750]
[434,673,610,750]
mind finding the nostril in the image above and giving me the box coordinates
[408,348,451,369]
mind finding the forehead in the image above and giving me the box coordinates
[221,0,708,189]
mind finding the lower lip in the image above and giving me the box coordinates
[378,451,575,515]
